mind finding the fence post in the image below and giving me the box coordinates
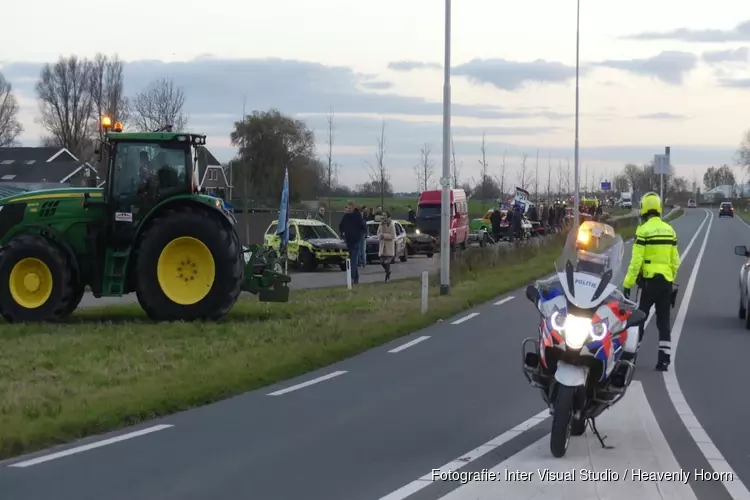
[421,271,429,313]
[346,259,352,290]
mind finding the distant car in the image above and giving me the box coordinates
[364,220,408,263]
[263,218,348,271]
[719,201,734,218]
[735,244,750,328]
[687,199,696,208]
[398,220,437,257]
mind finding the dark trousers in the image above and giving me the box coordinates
[347,242,360,283]
[637,275,672,363]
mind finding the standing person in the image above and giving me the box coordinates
[622,192,680,371]
[377,211,396,282]
[357,206,367,268]
[338,201,365,284]
[407,205,417,223]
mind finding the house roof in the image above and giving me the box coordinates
[0,161,84,183]
[196,147,228,187]
[0,147,78,164]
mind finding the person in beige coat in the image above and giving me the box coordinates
[377,211,397,282]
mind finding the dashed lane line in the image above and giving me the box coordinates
[451,312,480,325]
[389,336,431,353]
[8,425,174,468]
[267,370,348,396]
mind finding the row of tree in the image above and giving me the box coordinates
[0,54,188,164]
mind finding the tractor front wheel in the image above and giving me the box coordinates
[0,234,76,322]
[135,206,243,321]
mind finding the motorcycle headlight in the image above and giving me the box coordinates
[562,314,593,349]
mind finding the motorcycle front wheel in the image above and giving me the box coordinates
[550,384,577,457]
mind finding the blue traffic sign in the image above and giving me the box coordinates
[601,181,612,191]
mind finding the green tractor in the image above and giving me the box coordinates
[0,123,290,322]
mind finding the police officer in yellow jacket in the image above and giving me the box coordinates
[622,192,679,371]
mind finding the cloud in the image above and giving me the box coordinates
[702,47,749,64]
[388,61,442,71]
[452,58,581,90]
[594,51,697,85]
[1,57,563,122]
[623,20,750,43]
[360,80,393,90]
[718,78,750,88]
[637,112,689,120]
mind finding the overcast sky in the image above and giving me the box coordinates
[1,0,748,191]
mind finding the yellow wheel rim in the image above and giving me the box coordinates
[156,236,215,305]
[9,257,53,309]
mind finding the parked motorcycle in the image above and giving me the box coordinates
[521,221,648,458]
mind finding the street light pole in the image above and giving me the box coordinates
[440,0,452,295]
[573,0,581,231]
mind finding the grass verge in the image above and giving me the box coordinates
[0,218,639,460]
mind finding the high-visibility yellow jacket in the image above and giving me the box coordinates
[623,216,679,288]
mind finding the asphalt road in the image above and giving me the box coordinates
[7,209,742,500]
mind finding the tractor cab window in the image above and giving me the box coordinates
[111,141,190,208]
[288,224,298,240]
[266,222,278,235]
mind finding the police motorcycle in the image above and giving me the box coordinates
[521,221,648,458]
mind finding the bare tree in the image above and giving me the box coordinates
[478,132,490,203]
[738,129,750,171]
[495,150,507,200]
[546,152,553,200]
[36,55,94,157]
[413,142,434,191]
[557,160,563,196]
[450,135,461,188]
[366,119,390,208]
[517,153,532,191]
[325,106,336,223]
[89,53,128,142]
[565,159,572,194]
[0,73,23,147]
[132,78,188,132]
[534,149,540,199]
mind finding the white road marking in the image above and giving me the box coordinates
[451,312,480,325]
[666,210,750,499]
[378,410,549,500]
[641,209,710,330]
[267,370,348,396]
[436,382,697,500]
[493,296,515,306]
[389,336,430,353]
[9,424,174,468]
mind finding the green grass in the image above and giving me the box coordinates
[303,197,492,216]
[0,216,640,460]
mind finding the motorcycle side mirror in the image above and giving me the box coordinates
[525,284,539,304]
[625,309,648,328]
[734,245,749,257]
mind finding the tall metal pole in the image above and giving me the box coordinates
[573,0,581,230]
[440,0,452,295]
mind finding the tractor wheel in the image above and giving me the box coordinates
[135,205,242,321]
[0,234,76,322]
[58,284,85,320]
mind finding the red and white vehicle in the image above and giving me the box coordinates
[416,189,470,249]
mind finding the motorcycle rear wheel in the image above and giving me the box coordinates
[550,384,576,457]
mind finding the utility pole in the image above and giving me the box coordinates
[439,0,452,295]
[573,0,581,231]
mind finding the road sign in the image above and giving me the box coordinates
[654,154,670,175]
[601,181,612,191]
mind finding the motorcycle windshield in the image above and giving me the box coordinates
[553,221,624,309]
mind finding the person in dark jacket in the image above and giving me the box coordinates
[339,201,366,284]
[407,205,417,223]
[511,205,523,242]
[490,208,503,240]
